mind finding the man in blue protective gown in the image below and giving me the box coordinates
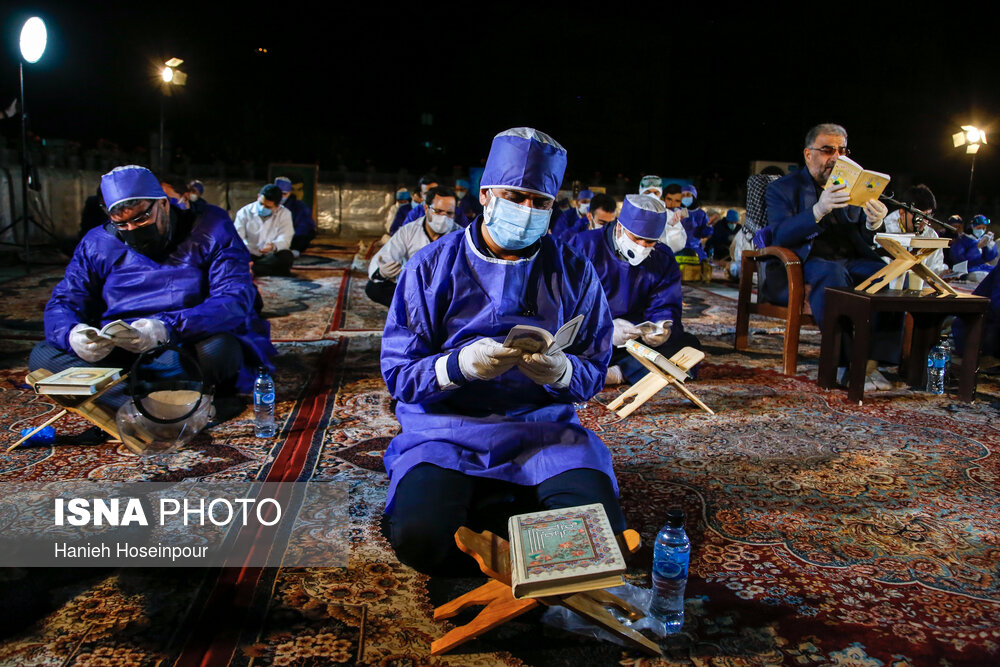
[570,194,702,385]
[393,173,440,232]
[380,128,624,575]
[550,188,593,237]
[274,176,318,254]
[30,165,275,420]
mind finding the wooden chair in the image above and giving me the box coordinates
[431,527,661,657]
[733,174,816,376]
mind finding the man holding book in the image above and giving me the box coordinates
[765,123,896,388]
[30,165,275,421]
[569,194,702,385]
[380,127,625,575]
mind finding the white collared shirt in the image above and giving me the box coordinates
[233,202,294,255]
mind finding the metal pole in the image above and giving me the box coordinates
[159,92,165,172]
[966,151,977,217]
[19,58,30,272]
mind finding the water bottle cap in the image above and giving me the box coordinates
[665,509,685,528]
[257,366,268,375]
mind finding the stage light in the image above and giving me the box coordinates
[19,17,46,64]
[158,57,188,170]
[954,125,987,214]
[161,67,174,83]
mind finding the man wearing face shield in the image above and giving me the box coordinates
[569,195,702,385]
[30,165,275,418]
[640,175,687,254]
[366,186,458,307]
[233,184,295,277]
[380,127,623,575]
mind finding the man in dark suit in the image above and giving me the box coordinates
[766,123,894,387]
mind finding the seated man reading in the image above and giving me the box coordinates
[380,128,625,575]
[365,186,458,307]
[570,194,702,385]
[30,165,275,419]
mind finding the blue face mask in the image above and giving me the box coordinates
[681,196,694,207]
[973,227,985,238]
[483,193,552,250]
[257,202,272,218]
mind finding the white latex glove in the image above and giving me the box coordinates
[115,318,168,353]
[518,350,571,386]
[612,318,642,347]
[863,199,888,229]
[379,260,402,280]
[813,182,850,220]
[69,323,114,362]
[458,337,521,381]
[642,320,672,347]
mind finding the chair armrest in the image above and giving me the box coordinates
[743,246,801,266]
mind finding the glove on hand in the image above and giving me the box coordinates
[115,318,168,353]
[518,349,571,386]
[458,337,521,381]
[379,260,402,280]
[641,320,672,347]
[612,318,642,347]
[813,182,850,220]
[69,323,114,362]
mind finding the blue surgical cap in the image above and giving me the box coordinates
[619,194,667,240]
[396,189,410,200]
[100,165,167,211]
[578,189,595,200]
[726,209,740,222]
[480,127,567,198]
[188,179,204,195]
[456,178,470,189]
[682,184,698,198]
[274,176,293,193]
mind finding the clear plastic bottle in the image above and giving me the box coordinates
[939,336,953,387]
[253,366,276,438]
[926,344,947,395]
[650,508,690,632]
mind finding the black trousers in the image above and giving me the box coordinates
[364,279,396,307]
[251,250,294,277]
[387,463,626,576]
[290,230,316,253]
[610,330,703,385]
[29,333,245,411]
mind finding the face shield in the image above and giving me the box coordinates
[115,345,214,455]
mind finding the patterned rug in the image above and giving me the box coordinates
[256,270,349,342]
[2,257,1000,665]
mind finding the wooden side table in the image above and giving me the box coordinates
[817,288,988,403]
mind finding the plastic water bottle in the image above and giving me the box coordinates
[940,337,954,387]
[253,367,276,438]
[650,508,690,632]
[926,344,947,395]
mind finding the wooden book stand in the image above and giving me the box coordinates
[432,527,661,657]
[857,235,956,296]
[7,369,124,452]
[606,346,713,418]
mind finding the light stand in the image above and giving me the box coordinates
[0,17,58,274]
[952,125,986,217]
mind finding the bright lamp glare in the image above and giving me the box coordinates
[19,17,47,63]
[161,67,174,83]
[967,129,981,144]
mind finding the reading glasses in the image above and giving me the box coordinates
[807,145,851,157]
[109,201,158,229]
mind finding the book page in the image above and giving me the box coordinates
[850,170,891,206]
[549,314,584,353]
[825,156,863,191]
[503,326,554,354]
[100,319,138,340]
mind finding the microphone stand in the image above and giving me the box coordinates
[879,194,956,234]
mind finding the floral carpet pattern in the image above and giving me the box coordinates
[1,241,999,665]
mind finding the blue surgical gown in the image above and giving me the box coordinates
[569,224,685,337]
[950,235,999,273]
[380,220,615,513]
[399,203,425,228]
[44,208,275,391]
[681,208,712,261]
[388,203,412,236]
[550,208,582,238]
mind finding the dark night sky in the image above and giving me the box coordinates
[1,3,998,210]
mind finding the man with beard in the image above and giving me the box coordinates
[31,165,275,418]
[766,123,892,388]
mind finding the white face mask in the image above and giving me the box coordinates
[614,223,653,266]
[427,213,454,235]
[578,203,590,215]
[455,189,468,200]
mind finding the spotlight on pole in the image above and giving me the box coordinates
[158,57,187,171]
[19,17,47,64]
[953,125,987,215]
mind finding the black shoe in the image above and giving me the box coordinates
[211,394,247,425]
